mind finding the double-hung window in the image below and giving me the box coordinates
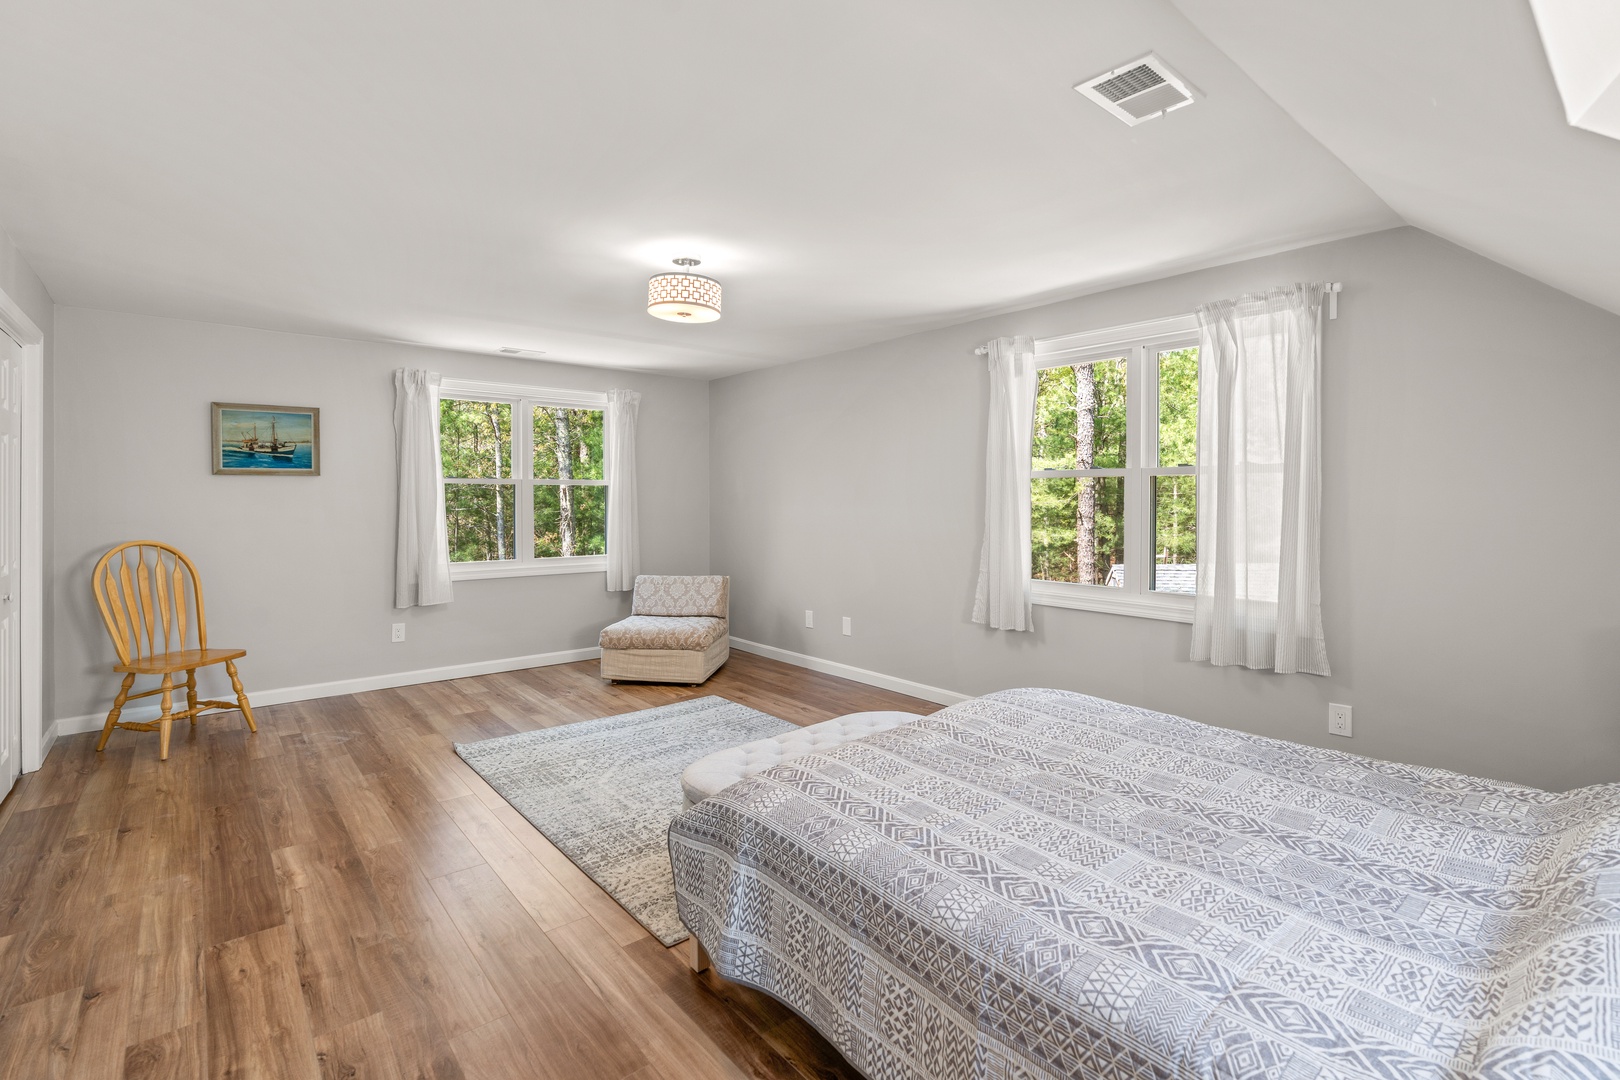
[438,379,608,579]
[1029,314,1199,621]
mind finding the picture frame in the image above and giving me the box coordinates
[211,402,321,475]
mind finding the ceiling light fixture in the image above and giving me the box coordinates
[647,258,722,323]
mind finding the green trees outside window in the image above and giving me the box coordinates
[440,396,606,564]
[1032,358,1126,585]
[532,407,605,559]
[1030,345,1198,593]
[441,399,514,563]
[1153,348,1197,588]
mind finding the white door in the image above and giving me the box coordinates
[0,328,19,798]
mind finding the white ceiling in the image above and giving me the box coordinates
[0,1,1398,378]
[1170,0,1620,324]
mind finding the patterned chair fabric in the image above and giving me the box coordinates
[598,615,727,652]
[630,575,729,619]
[671,687,1620,1079]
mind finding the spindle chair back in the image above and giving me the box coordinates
[92,541,256,760]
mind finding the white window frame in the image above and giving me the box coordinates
[439,377,609,580]
[1030,313,1199,623]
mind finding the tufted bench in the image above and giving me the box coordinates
[680,710,924,809]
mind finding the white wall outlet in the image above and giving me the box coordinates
[841,616,852,636]
[804,610,814,628]
[1328,703,1352,737]
[391,622,406,643]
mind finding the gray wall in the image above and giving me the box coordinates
[710,226,1620,791]
[0,226,55,746]
[51,307,709,721]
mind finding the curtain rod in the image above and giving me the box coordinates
[973,282,1345,355]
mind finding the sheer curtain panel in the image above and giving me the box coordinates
[1191,285,1329,674]
[972,336,1037,631]
[393,369,453,608]
[605,388,641,591]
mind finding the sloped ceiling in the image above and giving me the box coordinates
[1171,0,1620,321]
[4,1,1610,378]
[0,0,1396,377]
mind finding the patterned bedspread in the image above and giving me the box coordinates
[669,688,1620,1079]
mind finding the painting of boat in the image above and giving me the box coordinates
[212,402,321,475]
[235,416,297,458]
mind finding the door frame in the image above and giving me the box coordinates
[0,286,44,773]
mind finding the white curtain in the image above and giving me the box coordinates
[393,369,453,608]
[1191,284,1329,675]
[605,388,641,592]
[972,336,1037,631]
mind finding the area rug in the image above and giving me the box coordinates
[453,695,793,945]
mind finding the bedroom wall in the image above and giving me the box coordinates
[50,307,710,725]
[709,226,1620,792]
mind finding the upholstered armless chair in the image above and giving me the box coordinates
[599,575,730,684]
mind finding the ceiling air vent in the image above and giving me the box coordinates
[1075,53,1196,126]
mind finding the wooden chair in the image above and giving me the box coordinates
[92,541,256,760]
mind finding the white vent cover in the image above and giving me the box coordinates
[497,346,545,356]
[1075,53,1196,126]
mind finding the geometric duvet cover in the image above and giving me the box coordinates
[669,688,1620,1079]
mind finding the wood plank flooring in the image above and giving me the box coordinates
[0,651,937,1079]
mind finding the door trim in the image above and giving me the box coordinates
[0,287,44,773]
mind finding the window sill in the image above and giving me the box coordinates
[1030,579,1194,623]
[451,555,607,580]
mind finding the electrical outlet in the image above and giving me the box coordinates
[804,610,814,628]
[841,616,852,636]
[1328,703,1352,737]
[391,622,406,643]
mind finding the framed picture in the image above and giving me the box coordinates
[211,402,320,475]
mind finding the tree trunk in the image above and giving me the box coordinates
[1075,365,1097,585]
[482,403,506,561]
[553,410,575,557]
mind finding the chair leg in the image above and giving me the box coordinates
[97,673,137,753]
[185,668,199,725]
[157,674,175,761]
[225,659,257,733]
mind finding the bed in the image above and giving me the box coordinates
[669,687,1620,1079]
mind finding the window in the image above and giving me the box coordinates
[438,379,609,579]
[1029,314,1199,621]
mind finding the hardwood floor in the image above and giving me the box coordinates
[0,651,938,1079]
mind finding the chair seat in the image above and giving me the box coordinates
[114,647,247,674]
[599,615,727,651]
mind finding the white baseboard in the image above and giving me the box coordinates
[37,721,58,768]
[728,637,969,707]
[52,646,603,737]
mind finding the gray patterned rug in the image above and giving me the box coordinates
[453,695,793,945]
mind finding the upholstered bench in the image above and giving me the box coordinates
[600,574,730,684]
[680,710,923,809]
